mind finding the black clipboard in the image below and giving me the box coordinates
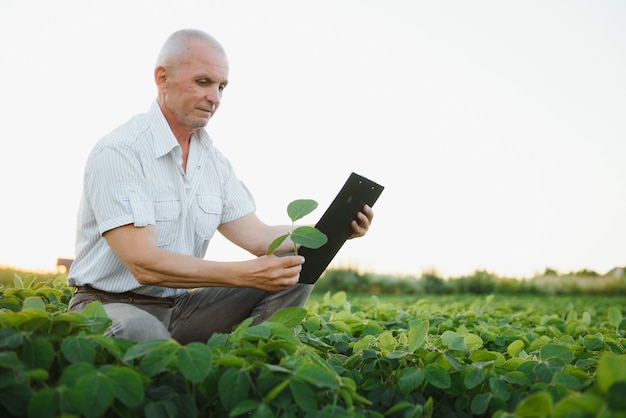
[298,172,384,284]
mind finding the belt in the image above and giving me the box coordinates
[74,284,176,307]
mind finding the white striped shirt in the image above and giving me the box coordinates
[67,100,256,297]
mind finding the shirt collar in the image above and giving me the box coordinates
[147,100,213,158]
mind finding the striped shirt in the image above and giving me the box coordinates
[67,100,256,297]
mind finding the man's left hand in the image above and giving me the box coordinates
[348,205,374,239]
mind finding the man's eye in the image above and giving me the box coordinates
[197,79,208,85]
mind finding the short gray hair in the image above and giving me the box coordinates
[155,29,225,67]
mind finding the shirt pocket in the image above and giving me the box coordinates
[195,194,222,240]
[155,198,182,247]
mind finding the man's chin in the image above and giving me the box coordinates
[191,118,210,129]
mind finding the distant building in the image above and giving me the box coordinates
[56,258,73,274]
[604,267,625,278]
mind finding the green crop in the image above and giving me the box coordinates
[265,199,327,256]
[1,275,625,417]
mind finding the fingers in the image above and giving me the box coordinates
[252,255,304,291]
[348,205,374,239]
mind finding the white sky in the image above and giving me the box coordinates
[1,0,625,278]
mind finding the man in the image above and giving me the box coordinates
[67,29,374,344]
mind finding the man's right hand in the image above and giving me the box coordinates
[237,255,305,292]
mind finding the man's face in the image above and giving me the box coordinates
[159,40,229,132]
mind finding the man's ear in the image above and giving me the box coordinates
[154,66,168,89]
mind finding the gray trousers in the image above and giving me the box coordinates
[68,284,313,344]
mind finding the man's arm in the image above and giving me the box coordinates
[218,205,375,256]
[104,205,373,291]
[217,213,296,257]
[103,224,304,292]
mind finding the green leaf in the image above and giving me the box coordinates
[353,334,376,352]
[469,350,498,362]
[0,328,24,349]
[470,392,491,415]
[0,294,21,311]
[58,386,87,417]
[607,381,626,411]
[104,366,145,408]
[424,363,451,389]
[75,371,115,417]
[124,339,180,377]
[13,274,24,289]
[123,339,177,361]
[25,368,49,381]
[21,337,55,370]
[464,333,483,351]
[287,199,318,222]
[2,309,49,332]
[92,335,132,360]
[597,351,626,394]
[582,334,603,350]
[464,368,486,390]
[377,331,397,352]
[81,300,109,320]
[144,400,178,418]
[607,307,623,331]
[552,392,604,418]
[289,378,318,411]
[251,403,273,418]
[328,291,347,306]
[229,400,259,417]
[384,401,415,415]
[397,367,425,395]
[514,391,552,417]
[79,301,112,334]
[61,335,97,364]
[539,344,574,363]
[214,354,249,368]
[408,320,429,351]
[219,369,250,411]
[0,383,31,417]
[241,324,272,340]
[263,379,290,404]
[503,371,531,386]
[291,226,328,249]
[552,371,582,390]
[442,331,466,351]
[489,377,511,401]
[266,233,289,255]
[27,387,58,418]
[177,342,213,383]
[22,296,46,311]
[507,339,525,357]
[270,306,308,328]
[59,362,97,386]
[294,363,339,389]
[138,346,179,377]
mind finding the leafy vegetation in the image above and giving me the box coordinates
[1,272,625,417]
[313,268,626,296]
[266,199,327,256]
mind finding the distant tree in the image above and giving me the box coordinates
[571,269,600,277]
[543,267,559,276]
[421,273,446,294]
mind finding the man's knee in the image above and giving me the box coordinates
[103,303,171,342]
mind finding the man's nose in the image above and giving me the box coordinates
[206,87,221,107]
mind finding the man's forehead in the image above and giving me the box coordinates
[183,47,228,76]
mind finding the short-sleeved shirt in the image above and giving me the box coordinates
[67,100,256,297]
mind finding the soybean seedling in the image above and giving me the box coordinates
[266,199,328,256]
